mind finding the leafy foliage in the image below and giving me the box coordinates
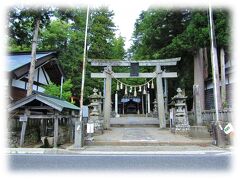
[130,8,230,107]
[43,79,73,101]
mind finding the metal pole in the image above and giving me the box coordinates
[60,76,63,99]
[209,5,220,123]
[74,5,89,148]
[79,5,90,122]
[209,5,225,147]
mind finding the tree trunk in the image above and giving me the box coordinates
[194,48,205,110]
[26,18,40,96]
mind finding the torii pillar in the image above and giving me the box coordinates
[156,65,166,128]
[103,67,112,129]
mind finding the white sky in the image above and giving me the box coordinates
[108,4,149,50]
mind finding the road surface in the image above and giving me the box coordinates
[8,151,231,171]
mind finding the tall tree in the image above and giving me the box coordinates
[111,35,126,59]
[130,8,230,109]
[88,7,116,59]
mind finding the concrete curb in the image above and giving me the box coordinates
[90,140,213,146]
[7,145,231,155]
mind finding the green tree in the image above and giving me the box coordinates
[43,79,73,101]
[39,19,72,50]
[88,7,116,59]
[130,8,230,108]
[111,35,126,59]
[8,7,52,51]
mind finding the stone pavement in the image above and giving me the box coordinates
[91,126,213,146]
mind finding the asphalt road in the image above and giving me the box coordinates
[8,152,231,171]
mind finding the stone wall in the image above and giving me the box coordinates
[8,119,72,147]
[8,126,40,148]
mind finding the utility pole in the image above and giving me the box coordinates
[209,6,225,147]
[74,5,90,148]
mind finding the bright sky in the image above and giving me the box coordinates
[108,4,149,50]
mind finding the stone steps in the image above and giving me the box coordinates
[110,124,159,128]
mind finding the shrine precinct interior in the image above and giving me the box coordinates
[89,58,181,129]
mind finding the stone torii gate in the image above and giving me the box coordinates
[90,58,181,129]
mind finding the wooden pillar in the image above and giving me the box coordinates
[103,67,112,129]
[156,65,166,128]
[19,109,29,147]
[40,118,46,137]
[54,113,59,148]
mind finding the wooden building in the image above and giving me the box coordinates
[8,92,80,147]
[7,51,65,101]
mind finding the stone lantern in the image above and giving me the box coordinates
[88,88,104,134]
[171,88,190,135]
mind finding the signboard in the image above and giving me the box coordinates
[130,63,139,76]
[87,123,94,133]
[19,115,28,122]
[224,123,234,134]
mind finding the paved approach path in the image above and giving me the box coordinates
[92,117,212,146]
[93,127,212,146]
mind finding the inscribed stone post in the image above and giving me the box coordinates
[103,67,112,129]
[193,85,202,125]
[54,114,59,148]
[156,65,166,128]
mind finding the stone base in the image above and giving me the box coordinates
[190,126,211,138]
[171,125,190,136]
[91,117,103,135]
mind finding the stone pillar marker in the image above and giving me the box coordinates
[171,88,190,135]
[53,112,59,148]
[74,120,83,148]
[193,85,202,125]
[156,65,166,128]
[103,66,112,129]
